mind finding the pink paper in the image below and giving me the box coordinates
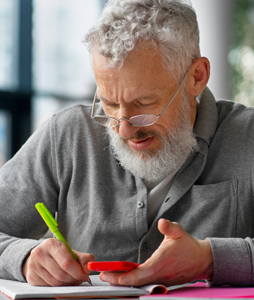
[142,282,254,298]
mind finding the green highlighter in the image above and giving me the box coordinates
[35,202,78,261]
[35,202,92,285]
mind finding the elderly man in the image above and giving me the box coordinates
[0,0,254,288]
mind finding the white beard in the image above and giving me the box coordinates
[106,93,198,182]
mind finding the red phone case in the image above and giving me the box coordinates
[87,261,140,272]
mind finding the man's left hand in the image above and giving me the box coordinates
[100,218,214,287]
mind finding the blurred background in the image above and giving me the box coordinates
[0,0,253,167]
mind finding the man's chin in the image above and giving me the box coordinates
[106,125,196,182]
[125,143,161,161]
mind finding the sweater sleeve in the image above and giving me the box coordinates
[207,237,254,286]
[0,117,59,281]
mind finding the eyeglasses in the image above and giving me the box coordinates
[91,70,188,128]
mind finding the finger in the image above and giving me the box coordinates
[26,254,70,286]
[24,256,49,286]
[31,240,85,285]
[75,252,95,275]
[35,265,83,287]
[158,218,183,240]
[99,272,122,286]
[44,254,81,284]
[31,246,81,285]
[100,264,153,287]
[100,271,126,286]
[34,264,65,286]
[51,243,88,282]
[26,268,51,286]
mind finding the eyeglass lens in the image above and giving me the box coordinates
[94,116,118,127]
[93,98,159,127]
[129,115,158,126]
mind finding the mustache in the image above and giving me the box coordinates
[121,130,163,141]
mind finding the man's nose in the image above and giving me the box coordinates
[115,117,140,139]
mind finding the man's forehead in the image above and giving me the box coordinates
[93,57,175,97]
[93,44,170,78]
[93,58,153,84]
[93,66,163,96]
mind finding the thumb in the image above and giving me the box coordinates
[158,218,183,240]
[75,252,95,273]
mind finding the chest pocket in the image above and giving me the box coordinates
[171,180,238,239]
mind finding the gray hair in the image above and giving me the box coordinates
[84,0,201,82]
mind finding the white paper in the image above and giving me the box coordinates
[0,275,166,299]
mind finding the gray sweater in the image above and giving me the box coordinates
[0,87,254,286]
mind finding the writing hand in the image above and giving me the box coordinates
[100,218,214,286]
[22,238,95,286]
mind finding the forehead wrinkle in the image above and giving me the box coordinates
[96,83,146,101]
[97,79,168,94]
[97,91,163,104]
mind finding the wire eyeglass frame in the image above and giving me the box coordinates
[91,70,189,128]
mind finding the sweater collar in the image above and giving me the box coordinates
[193,86,218,146]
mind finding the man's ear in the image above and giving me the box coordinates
[187,57,210,96]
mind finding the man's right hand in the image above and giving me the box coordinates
[22,238,95,286]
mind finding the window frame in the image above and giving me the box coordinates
[0,0,32,158]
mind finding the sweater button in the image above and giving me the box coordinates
[142,243,148,251]
[137,201,144,208]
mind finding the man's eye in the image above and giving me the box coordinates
[102,101,119,108]
[137,101,156,108]
[107,102,118,107]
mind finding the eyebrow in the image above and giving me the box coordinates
[97,93,161,103]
